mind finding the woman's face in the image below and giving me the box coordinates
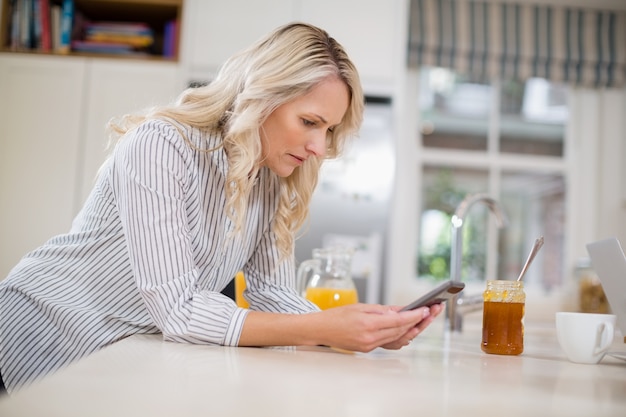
[259,77,350,177]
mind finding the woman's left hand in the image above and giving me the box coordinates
[379,303,444,350]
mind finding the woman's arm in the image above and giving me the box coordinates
[112,120,247,345]
[238,303,443,352]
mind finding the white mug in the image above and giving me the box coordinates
[555,312,616,364]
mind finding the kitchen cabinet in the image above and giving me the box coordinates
[299,0,400,94]
[182,0,294,80]
[181,0,401,93]
[0,54,85,278]
[0,53,181,278]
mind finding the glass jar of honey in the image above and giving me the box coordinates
[481,280,525,355]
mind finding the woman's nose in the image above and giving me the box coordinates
[305,132,327,157]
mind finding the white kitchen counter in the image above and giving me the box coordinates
[0,320,625,417]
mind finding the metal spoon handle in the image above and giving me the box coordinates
[516,236,544,282]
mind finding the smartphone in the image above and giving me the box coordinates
[400,280,465,311]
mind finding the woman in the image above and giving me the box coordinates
[0,22,441,394]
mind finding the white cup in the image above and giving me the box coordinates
[555,312,616,364]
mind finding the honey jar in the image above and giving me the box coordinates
[481,280,525,355]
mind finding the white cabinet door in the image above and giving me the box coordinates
[181,0,401,94]
[182,0,294,76]
[79,59,182,204]
[0,55,182,278]
[299,0,400,94]
[0,54,86,277]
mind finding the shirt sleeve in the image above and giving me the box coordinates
[242,222,320,315]
[111,120,247,347]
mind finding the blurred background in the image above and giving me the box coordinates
[0,0,624,320]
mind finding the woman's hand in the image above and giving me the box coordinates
[238,302,443,352]
[378,303,444,350]
[310,302,444,352]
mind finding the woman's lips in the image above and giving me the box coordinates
[289,154,305,165]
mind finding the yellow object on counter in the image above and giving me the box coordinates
[234,271,249,308]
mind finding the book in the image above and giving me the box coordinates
[39,0,51,52]
[32,0,42,49]
[84,22,154,48]
[163,19,178,58]
[19,0,32,49]
[50,3,61,52]
[9,0,21,50]
[71,40,133,54]
[58,0,73,54]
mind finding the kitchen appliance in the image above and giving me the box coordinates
[294,99,395,304]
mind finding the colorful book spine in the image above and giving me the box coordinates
[58,0,73,54]
[32,0,42,49]
[19,0,31,49]
[163,19,178,58]
[39,0,51,51]
[9,0,21,50]
[50,3,61,52]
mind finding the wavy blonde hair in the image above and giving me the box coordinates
[108,22,364,258]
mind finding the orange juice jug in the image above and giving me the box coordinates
[297,247,358,310]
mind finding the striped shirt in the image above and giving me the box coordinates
[0,119,317,393]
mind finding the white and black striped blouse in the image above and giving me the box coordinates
[0,119,317,393]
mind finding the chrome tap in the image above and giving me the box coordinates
[447,194,508,331]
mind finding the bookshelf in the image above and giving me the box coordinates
[0,0,183,60]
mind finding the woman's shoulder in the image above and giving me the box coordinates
[111,119,226,178]
[139,118,222,150]
[118,119,206,151]
[110,119,190,164]
[133,118,187,141]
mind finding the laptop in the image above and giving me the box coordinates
[586,237,626,342]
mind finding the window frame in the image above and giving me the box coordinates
[415,72,568,286]
[384,67,626,317]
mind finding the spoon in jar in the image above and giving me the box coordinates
[516,236,545,282]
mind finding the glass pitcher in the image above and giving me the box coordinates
[297,247,358,310]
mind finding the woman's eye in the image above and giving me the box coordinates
[302,119,316,127]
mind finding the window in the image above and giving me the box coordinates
[416,67,568,290]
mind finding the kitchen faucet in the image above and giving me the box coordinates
[447,194,508,331]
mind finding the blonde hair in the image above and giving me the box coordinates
[108,22,364,257]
